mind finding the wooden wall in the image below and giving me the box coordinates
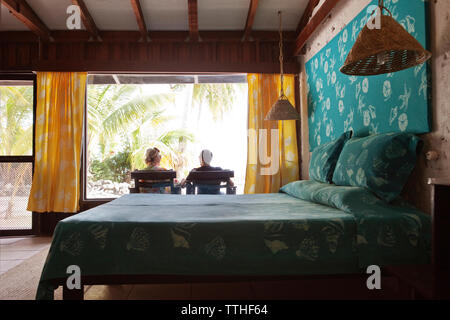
[0,31,300,74]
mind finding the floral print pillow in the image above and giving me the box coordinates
[309,131,352,183]
[331,132,420,202]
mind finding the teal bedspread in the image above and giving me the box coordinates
[36,190,431,300]
[281,181,431,267]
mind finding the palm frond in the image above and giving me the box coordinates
[157,129,194,146]
[101,93,173,137]
[190,83,238,121]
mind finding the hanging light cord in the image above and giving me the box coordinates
[371,0,392,18]
[278,11,285,98]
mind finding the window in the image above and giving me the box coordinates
[84,74,248,199]
[0,76,35,234]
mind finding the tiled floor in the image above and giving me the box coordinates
[0,236,52,275]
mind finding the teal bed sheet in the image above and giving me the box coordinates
[36,191,431,300]
[281,181,431,267]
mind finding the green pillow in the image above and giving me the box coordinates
[332,132,420,202]
[309,131,352,183]
[280,180,383,211]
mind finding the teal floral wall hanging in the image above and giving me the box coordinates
[306,0,431,151]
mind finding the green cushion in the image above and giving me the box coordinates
[331,132,420,202]
[309,131,352,183]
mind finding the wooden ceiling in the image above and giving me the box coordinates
[1,0,51,40]
[0,0,343,74]
[71,0,100,41]
[0,0,341,57]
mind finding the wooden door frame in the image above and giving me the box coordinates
[0,73,37,236]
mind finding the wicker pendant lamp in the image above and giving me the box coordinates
[340,0,431,76]
[265,11,300,121]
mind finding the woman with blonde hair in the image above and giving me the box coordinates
[140,147,170,193]
[144,147,166,171]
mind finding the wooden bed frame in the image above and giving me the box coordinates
[54,273,391,300]
[47,178,450,300]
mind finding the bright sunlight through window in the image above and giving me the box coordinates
[86,74,248,199]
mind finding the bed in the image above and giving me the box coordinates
[36,181,431,300]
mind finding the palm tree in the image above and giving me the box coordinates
[170,83,246,175]
[129,129,194,172]
[87,84,194,176]
[172,83,246,123]
[192,83,246,122]
[0,86,33,155]
[0,86,33,220]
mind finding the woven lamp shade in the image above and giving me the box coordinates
[265,96,300,121]
[264,11,301,121]
[340,15,431,76]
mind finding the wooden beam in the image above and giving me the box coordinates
[242,0,259,41]
[0,0,50,41]
[296,0,321,34]
[1,31,301,74]
[187,0,199,41]
[32,61,301,74]
[0,30,299,43]
[293,0,341,56]
[130,0,148,42]
[71,0,100,40]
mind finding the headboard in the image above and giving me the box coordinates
[306,0,431,151]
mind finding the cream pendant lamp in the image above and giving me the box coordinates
[340,0,431,76]
[265,11,300,121]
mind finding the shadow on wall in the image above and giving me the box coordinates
[402,1,450,215]
[437,11,450,58]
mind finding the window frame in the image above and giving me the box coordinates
[80,73,250,207]
[0,73,37,236]
[80,77,113,209]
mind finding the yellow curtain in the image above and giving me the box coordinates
[244,74,299,194]
[27,72,87,213]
